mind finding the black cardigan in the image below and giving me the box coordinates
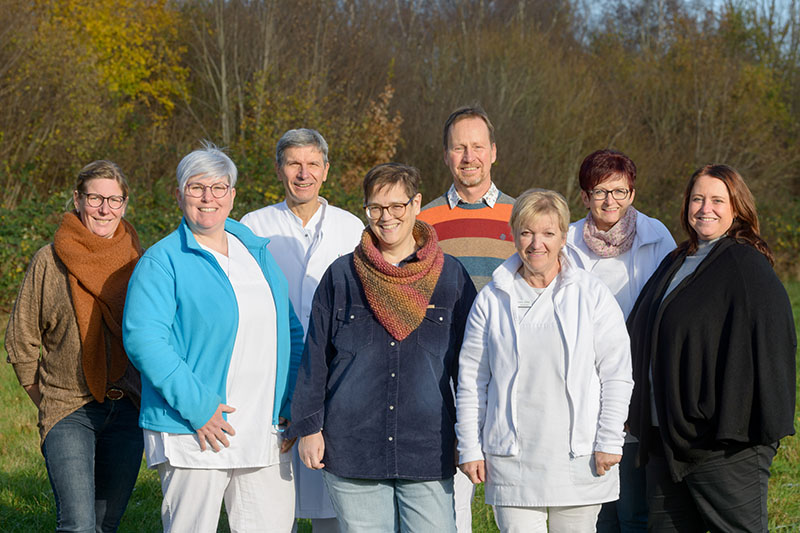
[627,237,796,482]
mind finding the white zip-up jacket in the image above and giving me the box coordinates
[565,211,676,310]
[456,254,633,464]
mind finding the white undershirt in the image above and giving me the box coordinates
[144,233,281,469]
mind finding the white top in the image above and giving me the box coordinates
[241,198,363,334]
[144,233,282,469]
[456,254,633,464]
[242,198,363,519]
[565,210,676,320]
[484,272,617,506]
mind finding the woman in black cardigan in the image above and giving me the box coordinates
[626,164,796,532]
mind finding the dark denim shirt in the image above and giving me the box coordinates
[289,252,477,480]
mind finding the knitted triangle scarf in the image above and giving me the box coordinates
[53,211,142,402]
[583,206,638,258]
[353,221,444,341]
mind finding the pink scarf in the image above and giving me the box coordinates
[583,206,638,258]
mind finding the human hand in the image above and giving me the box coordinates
[24,383,42,408]
[298,432,325,470]
[195,403,236,452]
[594,451,621,476]
[459,460,486,484]
[278,417,296,453]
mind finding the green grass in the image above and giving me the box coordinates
[2,282,799,531]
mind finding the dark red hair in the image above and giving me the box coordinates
[578,149,636,191]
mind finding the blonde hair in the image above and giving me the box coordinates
[509,188,570,237]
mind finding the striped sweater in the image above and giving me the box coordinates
[418,190,516,290]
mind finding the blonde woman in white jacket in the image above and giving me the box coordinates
[456,189,633,533]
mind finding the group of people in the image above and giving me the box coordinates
[5,105,796,533]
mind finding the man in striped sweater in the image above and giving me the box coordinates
[418,106,516,533]
[418,105,516,292]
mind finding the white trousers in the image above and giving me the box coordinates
[157,461,294,533]
[493,504,601,533]
[454,469,475,532]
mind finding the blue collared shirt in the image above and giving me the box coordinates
[289,252,477,480]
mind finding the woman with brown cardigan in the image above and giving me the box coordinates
[5,160,143,532]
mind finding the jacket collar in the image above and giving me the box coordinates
[491,251,578,295]
[179,217,270,254]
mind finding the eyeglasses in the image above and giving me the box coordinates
[78,191,126,210]
[364,197,414,220]
[588,188,631,201]
[185,182,231,198]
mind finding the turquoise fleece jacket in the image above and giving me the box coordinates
[122,217,304,433]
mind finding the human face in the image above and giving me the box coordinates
[580,174,635,232]
[73,178,127,239]
[444,117,497,194]
[366,182,421,260]
[176,174,236,238]
[688,175,734,241]
[277,145,329,209]
[515,213,566,284]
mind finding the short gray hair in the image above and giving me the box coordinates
[276,129,329,168]
[176,141,237,194]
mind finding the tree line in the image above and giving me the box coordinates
[1,0,799,307]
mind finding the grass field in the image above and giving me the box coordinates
[1,282,799,531]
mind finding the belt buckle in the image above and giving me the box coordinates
[105,388,124,401]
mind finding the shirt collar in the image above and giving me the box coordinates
[446,182,499,209]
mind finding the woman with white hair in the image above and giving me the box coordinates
[123,142,304,532]
[456,189,634,532]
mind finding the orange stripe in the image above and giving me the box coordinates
[418,203,513,225]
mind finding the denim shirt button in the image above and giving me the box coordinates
[388,436,393,441]
[439,316,443,321]
[390,341,396,346]
[391,373,396,378]
[389,405,394,410]
[350,314,355,319]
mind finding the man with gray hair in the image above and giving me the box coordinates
[242,128,362,533]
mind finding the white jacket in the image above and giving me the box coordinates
[241,198,363,334]
[456,254,633,465]
[565,211,676,305]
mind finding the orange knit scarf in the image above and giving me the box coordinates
[53,211,142,402]
[353,221,444,341]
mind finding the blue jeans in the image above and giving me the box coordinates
[596,441,647,532]
[41,398,143,533]
[322,471,456,533]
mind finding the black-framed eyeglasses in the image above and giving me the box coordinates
[588,188,631,201]
[185,182,231,198]
[78,191,126,210]
[364,197,414,220]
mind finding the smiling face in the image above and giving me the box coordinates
[515,212,566,284]
[277,145,329,209]
[176,174,235,238]
[688,175,734,241]
[73,178,127,239]
[366,182,421,261]
[444,116,497,197]
[580,174,635,232]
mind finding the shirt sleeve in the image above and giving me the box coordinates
[5,249,49,387]
[455,292,492,464]
[288,266,336,439]
[592,281,634,455]
[123,255,221,430]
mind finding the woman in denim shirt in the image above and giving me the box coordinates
[289,163,477,533]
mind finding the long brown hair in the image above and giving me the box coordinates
[676,164,773,264]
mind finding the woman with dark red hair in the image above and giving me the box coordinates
[566,149,675,532]
[626,164,795,531]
